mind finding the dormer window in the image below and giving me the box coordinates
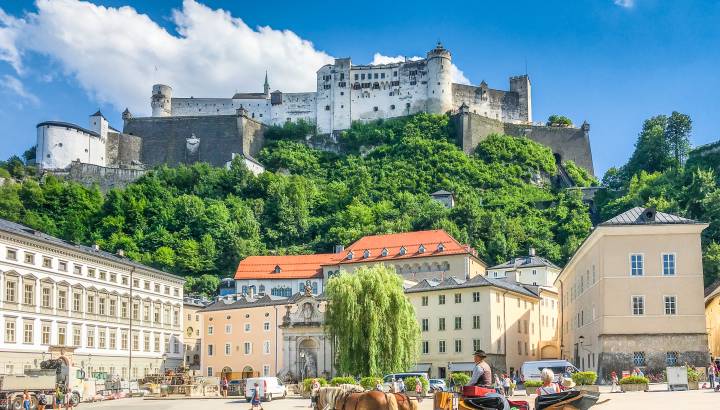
[437,243,445,252]
[363,249,371,259]
[273,265,282,274]
[381,248,389,257]
[399,246,407,256]
[418,244,426,254]
[346,251,354,260]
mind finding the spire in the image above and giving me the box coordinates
[263,71,270,96]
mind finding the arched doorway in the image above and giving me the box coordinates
[242,365,255,379]
[297,338,320,379]
[221,366,233,378]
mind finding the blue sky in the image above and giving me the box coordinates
[1,0,719,176]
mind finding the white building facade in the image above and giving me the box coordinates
[36,112,112,171]
[150,43,531,135]
[0,218,185,379]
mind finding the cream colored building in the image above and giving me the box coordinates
[183,296,209,372]
[0,218,185,379]
[487,248,561,287]
[557,207,709,381]
[406,275,547,378]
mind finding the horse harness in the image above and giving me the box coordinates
[334,391,416,410]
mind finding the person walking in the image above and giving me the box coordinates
[536,369,560,396]
[709,362,717,390]
[250,383,263,410]
[503,374,512,397]
[22,389,31,410]
[309,378,320,409]
[64,386,73,410]
[37,390,47,410]
[494,374,504,395]
[220,375,229,398]
[398,378,405,393]
[610,371,620,393]
[53,386,64,410]
[414,379,423,404]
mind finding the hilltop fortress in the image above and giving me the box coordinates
[36,43,594,189]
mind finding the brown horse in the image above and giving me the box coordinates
[334,391,418,410]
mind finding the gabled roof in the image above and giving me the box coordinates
[405,274,537,298]
[200,291,324,312]
[600,207,697,226]
[430,190,453,196]
[90,110,106,119]
[489,255,560,271]
[338,229,482,265]
[234,253,338,280]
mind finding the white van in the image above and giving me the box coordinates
[520,360,579,383]
[382,372,429,391]
[244,377,287,402]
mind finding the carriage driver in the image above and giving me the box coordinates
[466,350,493,387]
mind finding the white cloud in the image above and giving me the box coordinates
[0,75,39,105]
[371,52,471,85]
[0,0,334,115]
[613,0,635,8]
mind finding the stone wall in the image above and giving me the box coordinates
[597,333,709,381]
[106,132,142,166]
[452,111,595,175]
[66,162,146,191]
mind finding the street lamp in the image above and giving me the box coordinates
[161,353,167,374]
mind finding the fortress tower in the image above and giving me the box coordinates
[510,75,532,123]
[151,84,173,117]
[426,42,453,114]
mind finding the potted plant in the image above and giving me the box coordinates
[449,373,471,392]
[571,371,599,392]
[301,377,328,398]
[618,375,649,392]
[687,367,700,390]
[359,376,383,391]
[522,380,542,393]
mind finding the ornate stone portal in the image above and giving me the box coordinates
[279,293,334,382]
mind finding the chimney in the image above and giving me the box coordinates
[334,245,345,253]
[529,247,536,257]
[117,249,125,257]
[92,244,100,252]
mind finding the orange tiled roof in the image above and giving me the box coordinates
[234,253,338,280]
[336,229,478,265]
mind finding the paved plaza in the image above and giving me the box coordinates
[76,390,719,410]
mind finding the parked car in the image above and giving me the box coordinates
[382,372,429,391]
[429,378,447,392]
[244,377,287,402]
[520,360,579,383]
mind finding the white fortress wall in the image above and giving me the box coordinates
[169,98,236,116]
[37,123,107,170]
[270,92,317,126]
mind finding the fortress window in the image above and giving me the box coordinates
[355,74,359,80]
[84,149,88,153]
[374,73,378,79]
[373,107,378,112]
[410,81,417,86]
[381,73,385,79]
[340,73,345,80]
[340,92,344,96]
[406,103,411,108]
[361,74,366,80]
[58,143,63,147]
[390,105,395,110]
[325,105,330,111]
[393,71,397,77]
[46,154,51,158]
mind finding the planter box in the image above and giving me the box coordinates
[620,383,647,392]
[577,385,599,393]
[688,381,699,390]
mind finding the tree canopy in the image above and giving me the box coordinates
[324,265,419,376]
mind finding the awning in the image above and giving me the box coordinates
[449,362,476,372]
[410,363,431,372]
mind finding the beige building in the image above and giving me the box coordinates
[182,296,209,372]
[406,275,550,378]
[487,248,561,287]
[557,207,709,381]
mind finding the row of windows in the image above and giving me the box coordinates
[207,365,272,378]
[420,291,482,307]
[240,282,318,296]
[631,253,676,276]
[207,321,271,335]
[631,295,678,315]
[421,339,502,355]
[353,71,398,81]
[2,320,180,352]
[631,351,680,366]
[207,340,270,356]
[4,248,180,296]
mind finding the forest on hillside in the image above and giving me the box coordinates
[1,112,719,294]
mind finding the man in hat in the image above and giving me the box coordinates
[466,350,492,387]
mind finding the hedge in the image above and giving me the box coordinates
[618,376,649,385]
[302,378,328,392]
[404,377,429,392]
[330,377,357,386]
[360,376,383,390]
[571,371,597,386]
[450,373,470,386]
[523,380,543,388]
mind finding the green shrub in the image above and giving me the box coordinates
[450,373,470,387]
[618,376,649,385]
[302,378,328,392]
[404,377,429,392]
[523,380,543,388]
[687,367,700,382]
[360,376,383,390]
[571,371,598,386]
[330,376,356,386]
[546,114,573,127]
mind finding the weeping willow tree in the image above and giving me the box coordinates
[324,264,420,376]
